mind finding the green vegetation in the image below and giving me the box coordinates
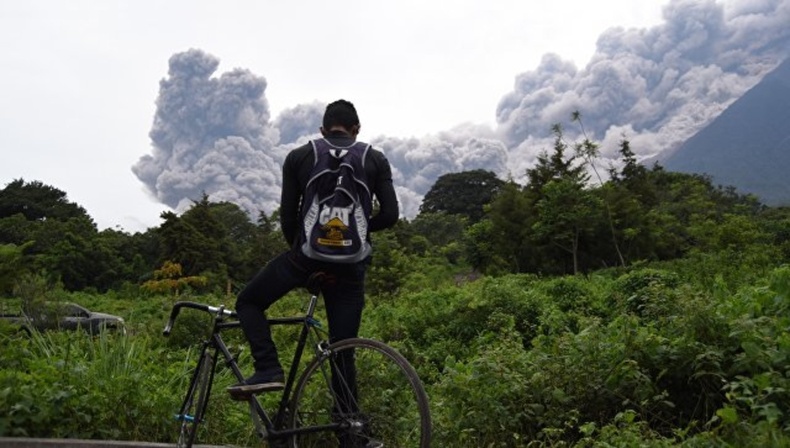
[2,117,789,446]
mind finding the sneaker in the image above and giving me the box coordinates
[227,369,285,398]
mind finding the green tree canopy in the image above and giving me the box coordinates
[157,195,224,280]
[0,179,90,223]
[0,242,32,295]
[154,194,287,292]
[419,170,505,223]
[0,179,122,291]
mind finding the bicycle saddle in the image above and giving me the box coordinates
[306,271,335,295]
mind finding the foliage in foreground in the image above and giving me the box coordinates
[367,264,789,446]
[2,260,789,447]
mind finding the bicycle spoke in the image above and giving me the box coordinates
[289,338,431,447]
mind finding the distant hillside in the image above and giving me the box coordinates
[662,58,790,206]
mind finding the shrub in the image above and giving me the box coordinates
[612,268,682,319]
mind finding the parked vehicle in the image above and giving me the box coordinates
[0,302,126,335]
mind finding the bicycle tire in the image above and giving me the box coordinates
[288,338,431,447]
[176,350,216,448]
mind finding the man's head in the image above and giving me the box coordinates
[321,99,361,137]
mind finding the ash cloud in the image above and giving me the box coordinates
[135,0,790,222]
[273,101,324,145]
[497,0,790,175]
[372,125,509,217]
[133,49,284,218]
[133,49,509,220]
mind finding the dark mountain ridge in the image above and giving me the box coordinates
[662,58,790,206]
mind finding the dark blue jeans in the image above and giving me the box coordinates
[235,249,367,373]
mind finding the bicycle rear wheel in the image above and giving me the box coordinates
[289,338,431,447]
[176,350,216,448]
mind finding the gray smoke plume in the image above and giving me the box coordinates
[274,101,324,145]
[133,49,509,220]
[497,0,790,177]
[134,0,790,222]
[372,125,509,217]
[133,49,285,217]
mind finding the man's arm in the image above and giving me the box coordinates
[369,151,399,232]
[280,150,303,246]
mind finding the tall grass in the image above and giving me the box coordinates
[0,328,179,440]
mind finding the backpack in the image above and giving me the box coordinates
[299,138,373,263]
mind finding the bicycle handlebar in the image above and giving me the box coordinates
[162,301,237,336]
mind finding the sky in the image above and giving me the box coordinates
[1,0,788,233]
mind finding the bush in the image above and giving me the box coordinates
[612,268,682,319]
[3,265,790,447]
[0,330,177,440]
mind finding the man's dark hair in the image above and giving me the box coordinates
[323,99,360,130]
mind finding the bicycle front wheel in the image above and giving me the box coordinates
[289,338,431,447]
[176,350,216,448]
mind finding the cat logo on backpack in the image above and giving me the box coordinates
[317,209,353,247]
[299,139,373,263]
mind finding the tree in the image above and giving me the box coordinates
[30,214,116,291]
[94,227,159,289]
[420,170,505,223]
[609,138,648,189]
[367,229,410,298]
[0,213,30,247]
[0,179,97,252]
[157,203,223,281]
[601,138,659,264]
[201,200,261,284]
[401,212,467,257]
[485,181,535,273]
[525,125,587,195]
[141,260,208,296]
[463,219,510,275]
[249,209,289,272]
[533,179,603,274]
[154,195,289,292]
[486,123,609,275]
[757,207,790,261]
[0,242,32,295]
[524,125,595,275]
[0,180,121,291]
[0,179,90,222]
[570,114,626,268]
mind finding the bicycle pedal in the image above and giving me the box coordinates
[228,390,254,401]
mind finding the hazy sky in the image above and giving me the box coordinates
[1,0,777,232]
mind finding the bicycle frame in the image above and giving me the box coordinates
[164,293,342,442]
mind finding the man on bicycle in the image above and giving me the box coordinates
[229,99,399,401]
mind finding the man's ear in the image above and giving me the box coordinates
[351,124,361,136]
[319,126,328,137]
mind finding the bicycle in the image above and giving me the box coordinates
[163,272,432,447]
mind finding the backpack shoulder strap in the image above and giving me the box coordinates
[309,139,371,180]
[311,138,370,156]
